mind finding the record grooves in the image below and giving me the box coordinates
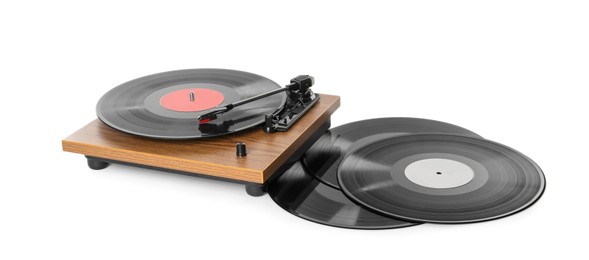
[97,69,287,139]
[337,134,546,224]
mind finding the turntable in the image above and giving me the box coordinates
[62,69,340,196]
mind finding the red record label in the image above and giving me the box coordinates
[160,88,224,112]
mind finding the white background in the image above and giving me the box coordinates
[1,1,587,259]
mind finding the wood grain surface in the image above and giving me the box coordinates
[62,94,340,183]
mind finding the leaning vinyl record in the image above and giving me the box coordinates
[97,69,286,139]
[267,161,420,229]
[337,134,546,224]
[303,118,482,189]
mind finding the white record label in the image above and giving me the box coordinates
[404,158,474,189]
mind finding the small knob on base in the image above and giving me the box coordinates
[236,142,247,157]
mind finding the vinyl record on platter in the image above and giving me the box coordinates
[303,118,482,189]
[267,161,420,229]
[97,69,286,139]
[337,134,546,224]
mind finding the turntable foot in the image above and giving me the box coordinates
[245,183,266,197]
[86,157,110,170]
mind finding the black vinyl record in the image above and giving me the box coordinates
[338,134,546,224]
[267,161,420,229]
[97,69,286,139]
[303,118,482,189]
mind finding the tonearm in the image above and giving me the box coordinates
[197,75,320,133]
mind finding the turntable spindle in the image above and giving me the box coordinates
[189,91,195,102]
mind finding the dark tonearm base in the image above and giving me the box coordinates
[264,92,319,133]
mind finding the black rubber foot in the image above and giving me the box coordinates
[87,158,110,170]
[245,183,266,197]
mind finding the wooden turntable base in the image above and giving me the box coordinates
[62,94,339,194]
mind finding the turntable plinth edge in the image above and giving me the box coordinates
[62,94,340,184]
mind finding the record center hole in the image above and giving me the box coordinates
[436,172,442,175]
